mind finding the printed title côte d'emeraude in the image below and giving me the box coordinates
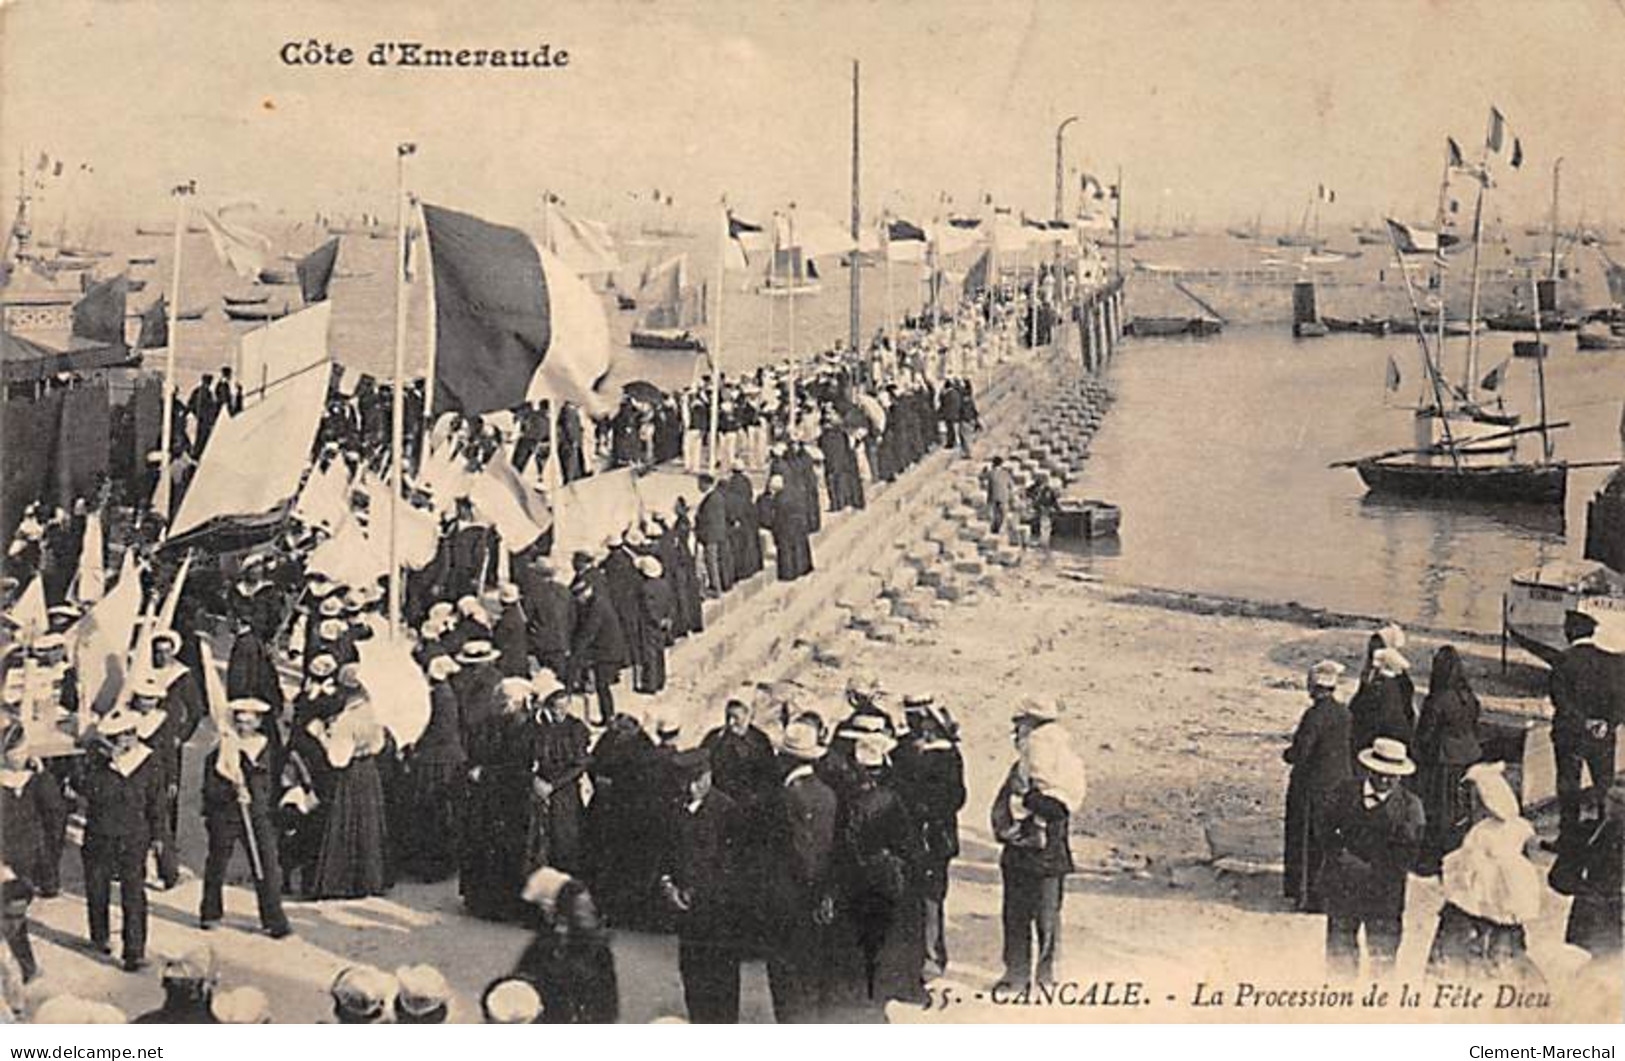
[279,40,569,69]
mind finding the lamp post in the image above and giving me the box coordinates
[1054,115,1079,221]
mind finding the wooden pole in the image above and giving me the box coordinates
[848,59,861,354]
[710,203,726,473]
[387,142,414,637]
[1113,166,1124,277]
[1549,158,1564,282]
[158,186,188,502]
[1387,226,1462,470]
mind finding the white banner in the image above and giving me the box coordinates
[238,301,332,406]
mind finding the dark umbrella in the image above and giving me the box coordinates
[620,379,666,405]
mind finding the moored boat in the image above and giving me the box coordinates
[223,302,291,322]
[1354,459,1567,505]
[1512,339,1548,358]
[1575,325,1625,351]
[628,327,705,351]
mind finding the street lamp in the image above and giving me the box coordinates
[1054,115,1079,221]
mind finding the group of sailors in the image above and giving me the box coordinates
[1283,616,1624,983]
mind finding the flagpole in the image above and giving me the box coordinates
[1531,273,1551,463]
[787,207,798,434]
[883,215,895,351]
[388,142,415,638]
[848,58,862,355]
[710,201,726,474]
[158,184,189,510]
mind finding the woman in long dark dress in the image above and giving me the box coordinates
[311,705,392,900]
[633,556,675,694]
[582,713,665,928]
[1414,645,1483,875]
[460,677,538,921]
[514,870,619,1024]
[399,656,465,881]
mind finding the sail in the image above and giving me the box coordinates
[637,253,687,327]
[545,202,620,275]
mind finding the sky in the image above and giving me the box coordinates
[3,0,1625,235]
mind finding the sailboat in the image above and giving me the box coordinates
[628,253,707,351]
[757,243,822,297]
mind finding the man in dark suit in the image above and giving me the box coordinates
[766,717,838,1022]
[1319,738,1426,979]
[1283,661,1354,912]
[694,475,733,597]
[518,558,573,680]
[1548,609,1625,852]
[567,577,628,725]
[200,698,292,938]
[723,463,762,579]
[660,748,743,1023]
[80,712,167,971]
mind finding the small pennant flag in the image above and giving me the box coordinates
[725,209,766,269]
[198,208,273,280]
[1510,137,1523,169]
[1447,137,1465,168]
[1318,184,1337,204]
[1385,355,1402,393]
[1480,358,1511,393]
[1487,107,1507,153]
[136,297,169,351]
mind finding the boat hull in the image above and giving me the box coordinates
[223,304,291,323]
[1355,460,1568,506]
[628,328,705,352]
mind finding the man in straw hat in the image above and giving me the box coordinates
[1547,606,1625,853]
[200,698,291,939]
[80,710,166,971]
[766,716,838,1022]
[991,698,1075,993]
[1319,737,1426,978]
[1283,661,1353,913]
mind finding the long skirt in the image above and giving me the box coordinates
[460,768,533,922]
[1427,902,1542,983]
[400,760,464,882]
[312,756,390,900]
[1416,762,1472,876]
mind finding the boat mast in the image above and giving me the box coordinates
[1388,226,1463,470]
[1464,136,1492,400]
[1530,273,1552,463]
[1548,157,1564,281]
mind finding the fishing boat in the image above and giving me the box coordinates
[1505,468,1625,660]
[256,267,297,286]
[128,254,156,266]
[223,302,291,323]
[1323,316,1390,336]
[628,252,707,352]
[1512,339,1548,358]
[757,245,821,297]
[1124,316,1222,338]
[223,293,270,306]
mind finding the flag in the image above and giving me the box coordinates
[6,576,47,639]
[1317,184,1336,204]
[421,202,613,419]
[356,634,431,749]
[168,365,330,542]
[292,459,353,535]
[70,553,142,715]
[962,249,992,298]
[543,203,621,276]
[1510,137,1523,169]
[296,237,340,304]
[359,473,439,570]
[884,217,928,263]
[198,208,273,280]
[1385,356,1402,393]
[1480,358,1511,393]
[157,551,193,632]
[726,210,767,269]
[76,511,105,604]
[1447,137,1465,168]
[136,297,168,351]
[71,275,129,347]
[1487,106,1507,153]
[466,448,553,550]
[237,302,332,404]
[1385,218,1440,254]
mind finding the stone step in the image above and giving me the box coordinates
[867,620,905,643]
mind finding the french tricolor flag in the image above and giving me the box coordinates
[421,203,613,419]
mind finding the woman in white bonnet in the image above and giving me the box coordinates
[1425,762,1544,982]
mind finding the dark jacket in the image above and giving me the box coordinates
[81,750,167,843]
[200,743,278,829]
[414,682,466,766]
[1284,694,1354,794]
[520,572,573,662]
[892,739,966,865]
[662,788,742,940]
[1348,674,1416,756]
[990,763,1073,878]
[1317,777,1425,918]
[570,590,630,670]
[1550,643,1625,742]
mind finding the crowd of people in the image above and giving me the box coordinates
[0,289,1085,1022]
[1284,617,1624,983]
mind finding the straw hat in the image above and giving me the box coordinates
[635,555,663,579]
[394,964,452,1020]
[780,718,826,761]
[330,965,393,1022]
[482,978,542,1024]
[1357,737,1417,777]
[227,697,271,715]
[457,640,500,665]
[520,867,574,918]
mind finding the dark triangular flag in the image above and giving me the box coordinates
[962,249,991,298]
[136,296,168,350]
[1481,358,1510,393]
[296,237,341,304]
[1510,138,1523,169]
[1385,355,1402,393]
[886,218,927,243]
[1447,137,1464,168]
[71,274,128,347]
